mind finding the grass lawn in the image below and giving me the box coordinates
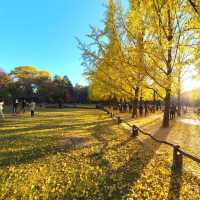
[0,108,199,200]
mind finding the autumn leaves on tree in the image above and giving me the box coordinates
[79,0,199,127]
[0,66,89,104]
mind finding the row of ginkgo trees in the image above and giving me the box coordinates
[79,0,200,127]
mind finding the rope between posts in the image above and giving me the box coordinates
[123,121,132,128]
[102,107,200,165]
[134,126,175,147]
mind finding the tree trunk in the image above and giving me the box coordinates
[132,87,139,118]
[177,73,181,116]
[162,89,171,128]
[162,8,172,128]
[153,90,156,113]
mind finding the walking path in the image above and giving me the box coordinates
[179,118,200,126]
[118,111,200,175]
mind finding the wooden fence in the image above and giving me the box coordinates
[102,107,200,173]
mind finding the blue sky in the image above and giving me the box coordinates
[0,0,116,85]
[0,0,198,91]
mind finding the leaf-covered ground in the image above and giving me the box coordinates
[0,108,199,200]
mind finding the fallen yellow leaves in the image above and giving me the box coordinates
[0,109,199,199]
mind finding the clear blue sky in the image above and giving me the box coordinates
[0,0,120,86]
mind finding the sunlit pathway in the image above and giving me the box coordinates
[179,118,200,126]
[119,111,200,176]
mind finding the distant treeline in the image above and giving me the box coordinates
[0,66,89,104]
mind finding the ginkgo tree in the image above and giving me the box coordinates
[79,0,134,101]
[124,0,196,126]
[79,0,198,127]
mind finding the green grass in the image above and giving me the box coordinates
[0,108,199,200]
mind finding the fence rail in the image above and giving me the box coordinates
[101,106,200,173]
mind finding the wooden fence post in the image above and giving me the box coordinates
[132,125,139,137]
[110,112,113,118]
[117,116,121,125]
[172,145,183,173]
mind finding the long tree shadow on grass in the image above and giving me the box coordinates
[88,120,119,168]
[90,120,135,154]
[0,134,63,167]
[0,109,105,129]
[0,135,92,168]
[167,169,182,200]
[89,123,172,199]
[0,117,112,168]
[0,115,87,133]
[0,119,109,138]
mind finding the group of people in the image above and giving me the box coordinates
[106,101,179,120]
[138,102,162,117]
[0,98,36,119]
[115,101,162,117]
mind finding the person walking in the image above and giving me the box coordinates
[144,101,148,116]
[16,99,19,113]
[170,104,177,119]
[30,100,36,117]
[0,99,5,119]
[12,99,16,113]
[21,99,26,113]
[139,103,143,117]
[13,99,19,114]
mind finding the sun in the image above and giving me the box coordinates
[182,65,200,92]
[182,78,200,92]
